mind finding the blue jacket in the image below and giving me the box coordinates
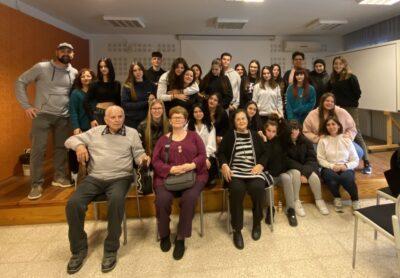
[69,89,91,131]
[286,84,316,124]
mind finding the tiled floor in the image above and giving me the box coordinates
[0,199,399,278]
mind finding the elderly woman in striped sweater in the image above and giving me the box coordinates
[217,109,272,250]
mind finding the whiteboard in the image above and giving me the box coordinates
[326,41,400,112]
[180,38,271,77]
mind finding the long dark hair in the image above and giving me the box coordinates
[201,58,230,95]
[183,69,196,88]
[71,68,96,92]
[167,57,189,90]
[235,63,248,77]
[248,59,261,82]
[188,102,213,133]
[191,64,203,83]
[271,63,283,83]
[293,68,310,99]
[320,116,344,136]
[245,101,263,131]
[97,57,115,82]
[260,66,278,90]
[207,92,225,124]
[124,61,146,101]
[318,93,336,134]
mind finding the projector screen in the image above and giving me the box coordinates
[326,41,400,112]
[180,37,271,77]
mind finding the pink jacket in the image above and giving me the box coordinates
[303,106,357,144]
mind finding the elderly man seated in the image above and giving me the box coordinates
[64,105,150,274]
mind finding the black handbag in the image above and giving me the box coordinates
[136,165,153,195]
[164,133,196,191]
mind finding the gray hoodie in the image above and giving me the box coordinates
[224,68,241,108]
[15,60,78,117]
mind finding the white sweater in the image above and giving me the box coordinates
[317,134,359,170]
[195,124,217,158]
[156,71,199,101]
[252,83,283,116]
[224,68,241,108]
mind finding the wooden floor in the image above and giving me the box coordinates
[0,149,392,226]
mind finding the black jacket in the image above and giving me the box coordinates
[286,134,319,178]
[137,119,166,155]
[264,137,287,177]
[213,110,230,137]
[145,67,165,86]
[217,129,268,167]
[309,71,330,108]
[200,75,233,109]
[327,74,361,108]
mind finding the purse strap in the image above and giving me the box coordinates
[164,132,173,164]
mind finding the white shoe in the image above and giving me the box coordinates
[71,173,78,187]
[294,200,306,217]
[315,199,329,215]
[352,200,360,210]
[334,198,343,212]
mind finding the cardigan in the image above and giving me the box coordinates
[303,107,357,144]
[152,131,208,187]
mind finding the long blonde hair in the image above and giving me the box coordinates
[145,99,169,155]
[331,56,352,83]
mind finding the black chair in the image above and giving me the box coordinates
[375,187,397,239]
[352,195,400,268]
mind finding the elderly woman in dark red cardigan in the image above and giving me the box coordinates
[152,106,208,260]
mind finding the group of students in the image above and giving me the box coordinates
[15,42,369,273]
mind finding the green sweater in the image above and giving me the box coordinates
[69,89,91,131]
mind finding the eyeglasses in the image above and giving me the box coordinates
[171,116,185,120]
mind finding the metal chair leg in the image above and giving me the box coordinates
[268,186,274,232]
[200,191,204,237]
[123,211,127,245]
[374,195,380,240]
[222,189,226,213]
[352,216,359,269]
[93,202,99,221]
[226,190,232,234]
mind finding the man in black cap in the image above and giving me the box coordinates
[15,42,78,199]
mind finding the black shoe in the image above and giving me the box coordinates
[265,206,276,225]
[101,252,117,273]
[160,235,171,252]
[173,239,185,260]
[286,208,298,227]
[252,222,261,241]
[67,249,87,274]
[233,231,244,250]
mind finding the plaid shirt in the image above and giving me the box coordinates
[101,125,126,136]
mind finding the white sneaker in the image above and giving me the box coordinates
[71,173,78,187]
[294,200,306,217]
[315,199,329,215]
[334,198,343,212]
[352,200,360,210]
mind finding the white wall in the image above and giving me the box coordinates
[89,34,343,82]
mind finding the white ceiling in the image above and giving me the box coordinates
[19,0,400,36]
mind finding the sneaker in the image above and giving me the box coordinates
[28,186,43,200]
[362,163,372,175]
[315,199,329,215]
[52,177,73,188]
[294,200,306,217]
[352,200,361,210]
[67,249,87,274]
[334,198,343,212]
[286,208,298,227]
